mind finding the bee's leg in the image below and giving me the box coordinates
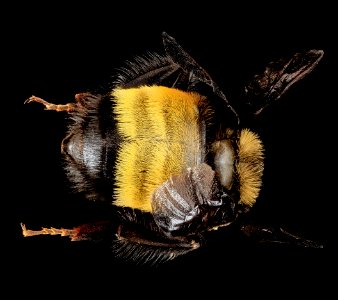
[24,92,94,112]
[240,224,323,248]
[21,223,79,239]
[21,221,112,242]
[24,95,78,112]
[113,218,201,264]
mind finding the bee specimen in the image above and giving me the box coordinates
[22,32,324,264]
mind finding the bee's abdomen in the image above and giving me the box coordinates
[112,86,208,212]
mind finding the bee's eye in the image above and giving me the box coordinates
[212,140,235,190]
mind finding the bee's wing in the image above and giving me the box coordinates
[115,32,239,126]
[239,49,324,118]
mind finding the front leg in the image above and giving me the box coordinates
[240,224,323,248]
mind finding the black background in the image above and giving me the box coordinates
[7,2,336,295]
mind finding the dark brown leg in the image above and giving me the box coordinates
[241,224,323,248]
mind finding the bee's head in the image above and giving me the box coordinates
[212,128,264,208]
[236,129,264,207]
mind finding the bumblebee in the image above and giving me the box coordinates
[22,32,324,264]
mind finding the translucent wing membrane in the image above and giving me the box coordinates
[241,49,324,117]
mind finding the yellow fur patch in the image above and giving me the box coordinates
[112,86,206,212]
[237,129,264,206]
